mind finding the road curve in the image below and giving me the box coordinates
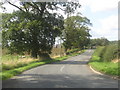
[3,50,118,88]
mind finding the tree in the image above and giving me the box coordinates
[2,1,82,59]
[63,15,92,51]
[2,2,64,59]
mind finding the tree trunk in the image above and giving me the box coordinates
[39,53,52,60]
[31,50,38,58]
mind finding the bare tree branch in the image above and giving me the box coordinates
[7,1,25,12]
[26,2,41,13]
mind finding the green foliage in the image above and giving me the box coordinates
[2,2,64,58]
[2,2,84,59]
[90,46,105,61]
[89,62,119,76]
[101,44,118,62]
[63,15,92,51]
[91,45,118,62]
[89,45,119,76]
[90,37,109,47]
[92,46,105,58]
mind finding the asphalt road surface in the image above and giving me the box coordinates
[3,50,118,88]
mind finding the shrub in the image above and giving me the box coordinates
[93,46,105,57]
[102,44,118,62]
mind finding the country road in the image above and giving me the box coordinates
[2,50,118,88]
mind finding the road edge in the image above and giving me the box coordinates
[88,64,120,80]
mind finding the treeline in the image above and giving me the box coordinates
[89,37,109,48]
[1,2,92,60]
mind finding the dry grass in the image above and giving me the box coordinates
[2,47,66,71]
[112,59,120,63]
[2,57,39,71]
[2,58,38,65]
[50,46,66,57]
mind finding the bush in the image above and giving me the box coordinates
[102,44,118,62]
[93,46,105,57]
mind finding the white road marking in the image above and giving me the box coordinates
[89,66,103,75]
[60,65,65,72]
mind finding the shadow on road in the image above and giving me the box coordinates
[3,73,118,88]
[52,60,89,65]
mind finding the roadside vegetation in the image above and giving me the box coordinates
[89,43,120,77]
[2,1,119,81]
[1,49,85,80]
[1,2,91,80]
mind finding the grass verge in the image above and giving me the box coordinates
[1,50,85,80]
[89,61,119,76]
[89,47,119,77]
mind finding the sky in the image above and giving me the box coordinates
[78,0,118,41]
[0,0,119,41]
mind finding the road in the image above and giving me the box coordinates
[3,50,118,88]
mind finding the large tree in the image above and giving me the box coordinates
[2,2,64,59]
[2,1,81,59]
[63,15,92,51]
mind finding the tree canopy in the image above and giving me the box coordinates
[2,2,65,59]
[2,1,82,59]
[63,15,92,51]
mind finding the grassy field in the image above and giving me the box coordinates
[1,49,85,80]
[89,46,119,77]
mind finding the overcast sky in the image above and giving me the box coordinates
[0,0,119,41]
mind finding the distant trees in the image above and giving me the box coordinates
[90,37,109,47]
[63,15,92,51]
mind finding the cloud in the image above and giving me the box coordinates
[79,0,118,12]
[91,15,118,40]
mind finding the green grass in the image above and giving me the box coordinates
[89,46,119,76]
[89,61,119,76]
[1,49,85,80]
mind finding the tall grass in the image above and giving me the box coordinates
[91,44,118,62]
[101,44,118,62]
[90,46,105,61]
[2,53,37,71]
[93,46,105,57]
